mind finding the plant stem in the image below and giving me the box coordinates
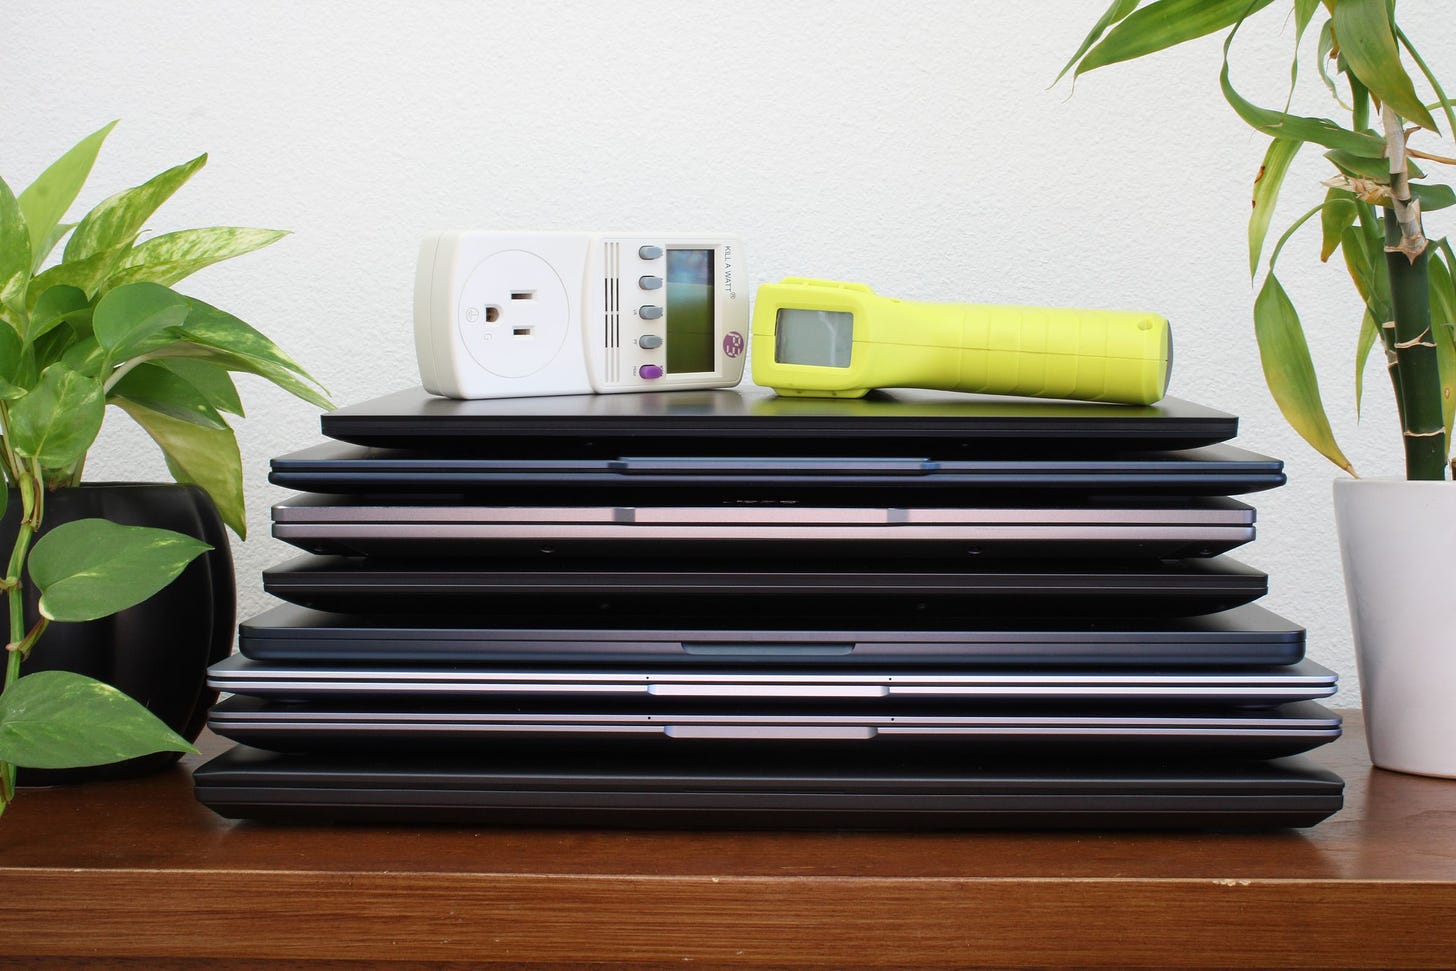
[1376,106,1446,480]
[1,463,41,806]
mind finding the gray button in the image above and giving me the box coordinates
[638,334,663,349]
[639,275,663,290]
[638,245,663,260]
[639,305,663,320]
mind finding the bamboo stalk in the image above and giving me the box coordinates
[1383,207,1447,479]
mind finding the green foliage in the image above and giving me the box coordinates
[1063,0,1456,480]
[0,671,195,769]
[0,122,331,809]
[27,518,212,622]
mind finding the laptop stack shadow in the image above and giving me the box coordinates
[193,387,1345,829]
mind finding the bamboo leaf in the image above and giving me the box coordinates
[0,670,195,769]
[1266,203,1324,272]
[1410,183,1456,213]
[1249,138,1302,277]
[1220,27,1386,156]
[1293,0,1320,42]
[1056,0,1142,83]
[16,122,116,271]
[1341,223,1393,322]
[1074,0,1278,77]
[1253,273,1352,473]
[7,364,104,467]
[1326,149,1423,182]
[1396,28,1456,136]
[105,227,289,292]
[1316,20,1350,109]
[1320,189,1358,262]
[27,517,211,623]
[1354,307,1381,419]
[113,398,246,537]
[64,154,207,263]
[1428,245,1456,449]
[1333,0,1438,132]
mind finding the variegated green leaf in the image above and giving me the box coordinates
[0,175,32,328]
[148,358,243,416]
[0,670,195,769]
[1253,273,1352,473]
[27,518,210,622]
[26,284,88,345]
[105,227,289,292]
[168,298,330,410]
[26,237,137,310]
[91,282,190,358]
[1073,0,1277,77]
[8,364,104,467]
[16,121,116,271]
[64,154,206,264]
[113,398,246,537]
[109,361,229,430]
[1334,0,1438,132]
[1249,138,1301,277]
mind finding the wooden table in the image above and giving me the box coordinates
[2,709,1453,969]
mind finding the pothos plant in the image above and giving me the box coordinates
[0,122,330,817]
[1061,0,1456,480]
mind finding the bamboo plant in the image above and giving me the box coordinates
[0,122,330,818]
[1061,0,1456,480]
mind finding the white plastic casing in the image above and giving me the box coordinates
[414,232,748,399]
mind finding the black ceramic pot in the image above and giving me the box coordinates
[0,483,235,783]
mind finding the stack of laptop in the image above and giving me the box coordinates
[193,388,1344,829]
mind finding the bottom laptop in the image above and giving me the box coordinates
[193,745,1344,830]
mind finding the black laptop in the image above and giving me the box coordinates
[320,387,1240,452]
[261,553,1270,615]
[193,745,1344,830]
[237,602,1308,667]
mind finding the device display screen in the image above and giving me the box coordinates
[774,309,854,367]
[666,249,715,373]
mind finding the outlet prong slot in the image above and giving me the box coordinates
[512,326,533,338]
[511,290,535,300]
[485,306,501,323]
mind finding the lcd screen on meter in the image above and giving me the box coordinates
[665,249,714,373]
[774,308,853,367]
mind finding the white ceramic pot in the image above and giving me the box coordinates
[1334,477,1456,778]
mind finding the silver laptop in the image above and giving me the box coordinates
[208,654,1336,706]
[270,495,1257,559]
[208,696,1342,759]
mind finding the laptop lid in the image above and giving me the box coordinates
[269,495,1257,560]
[269,440,1286,497]
[193,745,1344,829]
[237,601,1307,667]
[207,696,1341,759]
[260,553,1270,615]
[208,654,1337,705]
[320,387,1240,451]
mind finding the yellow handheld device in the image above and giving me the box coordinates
[750,279,1171,403]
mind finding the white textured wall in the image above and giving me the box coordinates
[6,1,1454,702]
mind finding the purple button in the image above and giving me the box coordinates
[639,364,664,380]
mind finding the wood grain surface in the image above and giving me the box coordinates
[2,710,1454,969]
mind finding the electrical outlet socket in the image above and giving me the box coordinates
[415,231,748,399]
[416,233,590,398]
